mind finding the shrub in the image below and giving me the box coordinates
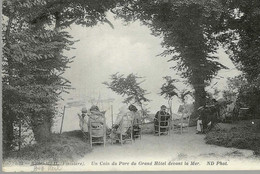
[3,131,91,166]
[205,120,260,156]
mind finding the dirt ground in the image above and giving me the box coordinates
[3,126,260,172]
[72,126,260,171]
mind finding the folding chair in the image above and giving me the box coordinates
[154,110,171,136]
[111,113,133,145]
[88,113,106,148]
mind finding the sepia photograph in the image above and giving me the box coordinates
[1,0,260,172]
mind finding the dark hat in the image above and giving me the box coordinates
[90,105,99,112]
[161,105,167,109]
[128,104,137,112]
[212,99,218,103]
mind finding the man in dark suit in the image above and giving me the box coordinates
[154,105,171,133]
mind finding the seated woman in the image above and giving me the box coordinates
[154,105,171,133]
[87,105,106,137]
[129,105,142,139]
[110,104,140,140]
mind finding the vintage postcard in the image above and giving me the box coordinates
[1,0,260,172]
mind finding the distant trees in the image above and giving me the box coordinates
[103,73,150,117]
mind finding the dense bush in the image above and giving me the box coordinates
[205,120,260,156]
[3,131,91,166]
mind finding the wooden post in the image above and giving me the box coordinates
[158,114,161,136]
[111,105,113,128]
[181,112,183,134]
[60,106,66,134]
[168,99,173,132]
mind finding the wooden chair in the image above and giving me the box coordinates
[133,122,142,140]
[111,113,133,145]
[174,114,190,134]
[88,112,106,148]
[154,110,171,136]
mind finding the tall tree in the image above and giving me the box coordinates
[218,0,260,82]
[114,0,227,122]
[2,0,117,152]
[217,0,260,118]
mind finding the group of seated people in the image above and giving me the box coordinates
[78,101,219,143]
[78,104,142,142]
[78,104,172,143]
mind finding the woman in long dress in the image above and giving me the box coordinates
[110,104,141,140]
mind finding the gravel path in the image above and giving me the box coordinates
[74,127,260,171]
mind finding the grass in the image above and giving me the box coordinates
[3,130,91,166]
[205,119,260,156]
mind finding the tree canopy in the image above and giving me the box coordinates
[2,0,117,153]
[218,0,260,82]
[114,0,228,122]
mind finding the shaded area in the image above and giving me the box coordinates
[3,130,91,166]
[205,119,260,155]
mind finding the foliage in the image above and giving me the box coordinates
[221,74,260,119]
[179,89,193,104]
[160,76,179,100]
[103,73,150,115]
[218,0,260,82]
[2,0,117,153]
[236,75,260,119]
[216,0,260,119]
[3,131,92,165]
[160,76,179,116]
[222,75,247,101]
[205,120,260,156]
[114,0,228,115]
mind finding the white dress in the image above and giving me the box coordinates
[78,113,88,132]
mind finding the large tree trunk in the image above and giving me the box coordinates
[31,116,52,143]
[190,74,207,126]
[3,14,15,155]
[2,111,14,156]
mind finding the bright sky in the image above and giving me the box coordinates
[54,13,241,132]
